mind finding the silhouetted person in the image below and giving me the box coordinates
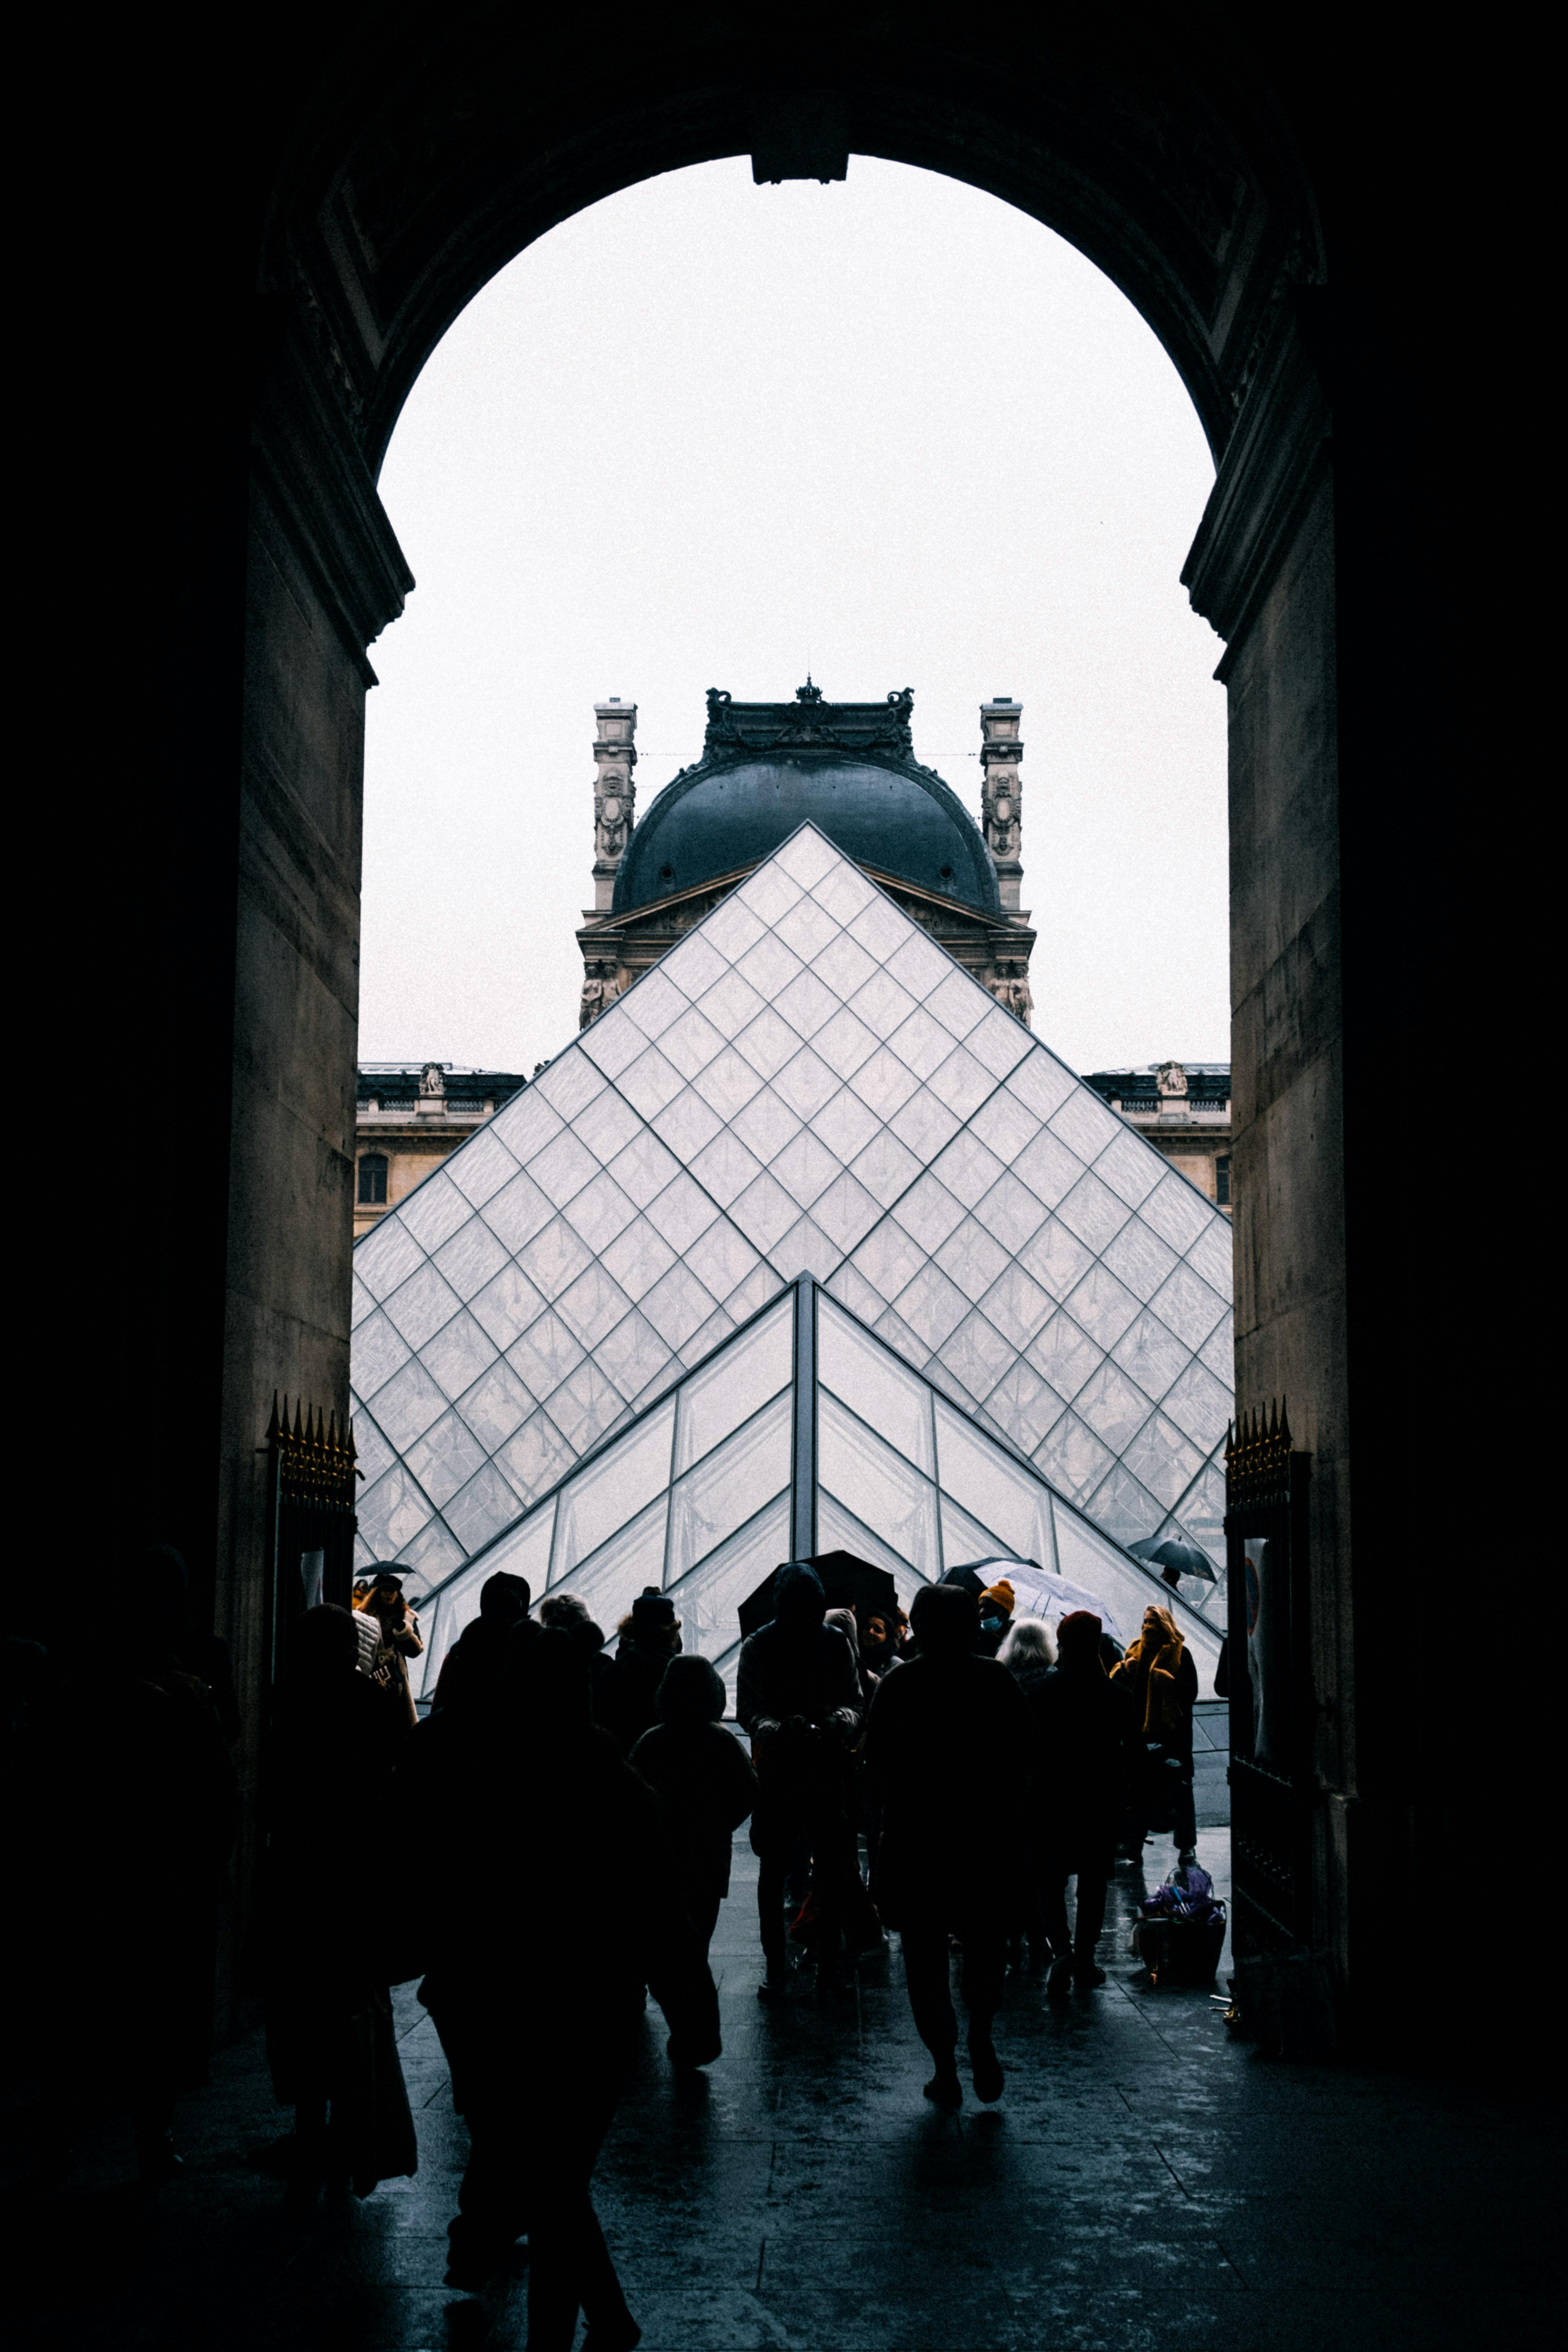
[599,1586,681,1753]
[736,1561,862,1997]
[138,1542,242,1745]
[863,1583,1027,2108]
[410,1630,719,2341]
[431,1571,533,1717]
[261,1604,415,2197]
[1027,1609,1136,1995]
[353,1566,424,1729]
[631,1656,757,1962]
[539,1589,613,1718]
[26,1568,238,2180]
[1112,1603,1200,1867]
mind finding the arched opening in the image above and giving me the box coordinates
[69,8,1463,2069]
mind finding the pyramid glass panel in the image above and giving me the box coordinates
[353,824,1232,1593]
[405,1278,1222,1709]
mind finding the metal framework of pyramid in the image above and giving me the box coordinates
[402,1273,1224,1709]
[351,822,1233,1629]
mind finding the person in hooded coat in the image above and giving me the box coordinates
[631,1655,757,1961]
[1026,1609,1137,1995]
[406,1630,720,2344]
[261,1604,415,2196]
[735,1562,862,1997]
[431,1572,534,1718]
[863,1583,1028,2108]
[1112,1603,1200,1866]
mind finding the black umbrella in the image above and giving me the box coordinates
[1129,1536,1217,1584]
[737,1550,902,1639]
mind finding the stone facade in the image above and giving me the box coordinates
[1082,1061,1233,1215]
[354,1063,527,1237]
[577,688,1036,1027]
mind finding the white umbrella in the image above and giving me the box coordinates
[956,1556,1124,1646]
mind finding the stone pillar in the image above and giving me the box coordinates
[980,697,1024,912]
[592,698,638,913]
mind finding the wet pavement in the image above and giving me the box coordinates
[5,1827,1550,2350]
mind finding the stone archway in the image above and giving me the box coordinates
[67,5,1456,2054]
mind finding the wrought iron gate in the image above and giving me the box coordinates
[264,1395,361,1687]
[1225,1402,1313,1955]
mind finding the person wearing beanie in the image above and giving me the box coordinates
[1026,1610,1137,1994]
[976,1580,1016,1658]
[863,1583,1028,2108]
[599,1587,682,1755]
[630,1657,758,1966]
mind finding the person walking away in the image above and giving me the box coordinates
[631,1656,757,1965]
[736,1562,862,1998]
[863,1583,1027,2109]
[430,1572,532,1718]
[411,1630,720,2342]
[998,1617,1056,1966]
[261,1604,415,2199]
[540,1589,614,1720]
[599,1587,682,1753]
[1112,1603,1200,1867]
[1027,1610,1135,1995]
[354,1568,424,1730]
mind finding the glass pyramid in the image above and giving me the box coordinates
[405,1274,1225,1709]
[351,822,1233,1624]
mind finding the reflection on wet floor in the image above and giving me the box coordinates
[3,1826,1552,2350]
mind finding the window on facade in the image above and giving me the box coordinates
[358,1154,389,1206]
[1216,1155,1231,1204]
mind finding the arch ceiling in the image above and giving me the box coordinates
[267,5,1323,477]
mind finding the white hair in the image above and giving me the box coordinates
[1001,1616,1056,1672]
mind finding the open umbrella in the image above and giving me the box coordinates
[1129,1536,1218,1584]
[737,1550,902,1640]
[948,1557,1124,1645]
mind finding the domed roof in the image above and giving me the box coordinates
[613,685,1000,917]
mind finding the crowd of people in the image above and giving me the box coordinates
[8,1543,1209,2352]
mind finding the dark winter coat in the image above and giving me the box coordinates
[431,1613,536,1719]
[630,1720,758,1900]
[736,1565,862,1852]
[405,1652,720,2094]
[598,1636,676,1754]
[1024,1657,1137,1875]
[863,1650,1028,1935]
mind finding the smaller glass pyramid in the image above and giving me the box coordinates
[407,1275,1224,1710]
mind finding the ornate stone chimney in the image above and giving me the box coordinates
[591,698,638,913]
[979,697,1024,914]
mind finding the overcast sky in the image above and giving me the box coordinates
[363,157,1226,1079]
